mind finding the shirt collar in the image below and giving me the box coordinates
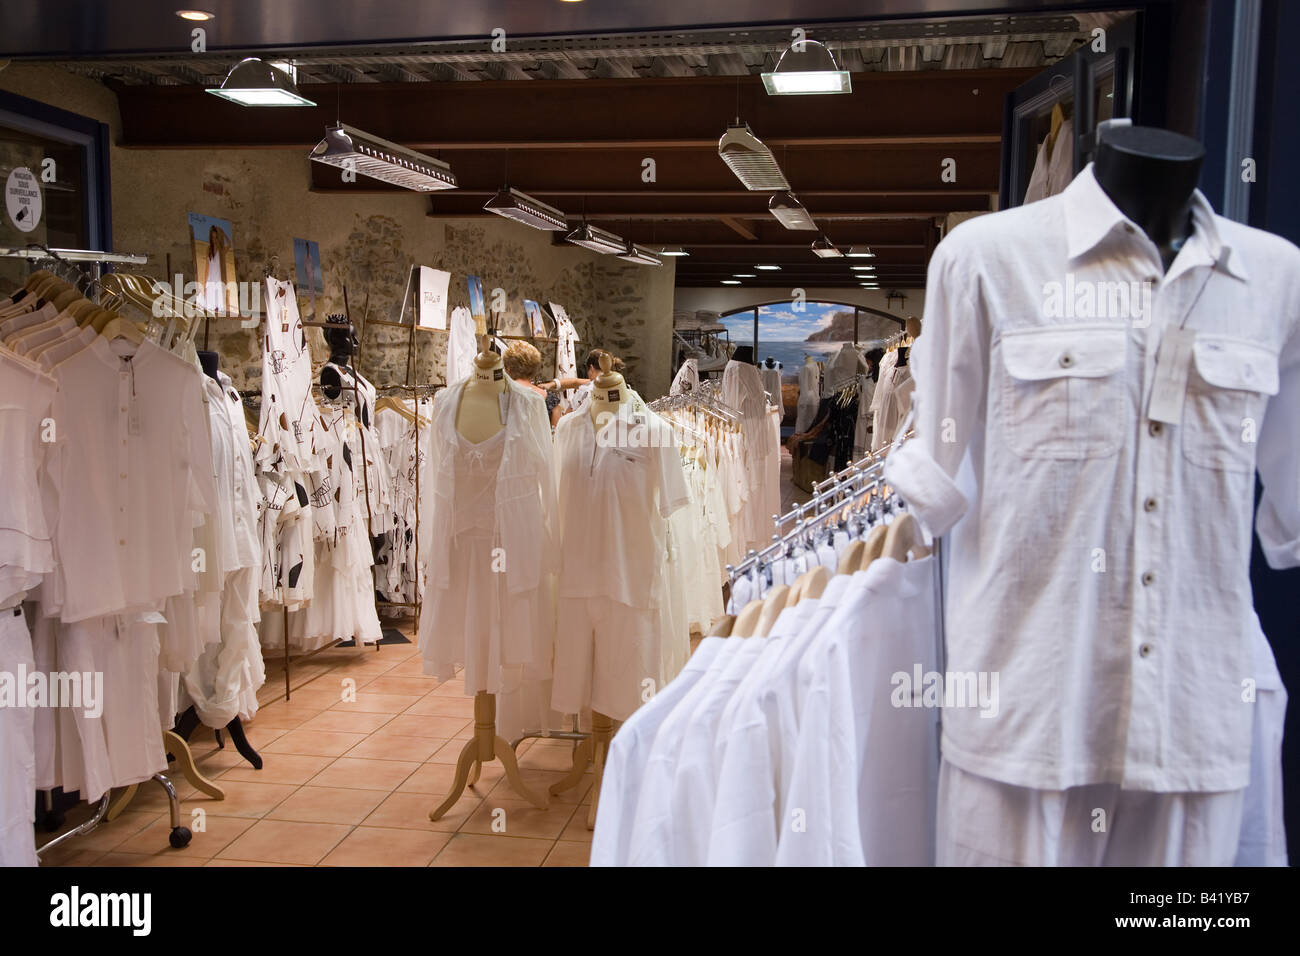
[1064,163,1248,281]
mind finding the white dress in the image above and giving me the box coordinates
[794,360,819,432]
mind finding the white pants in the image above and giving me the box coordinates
[0,607,37,866]
[936,759,1246,866]
[553,597,661,722]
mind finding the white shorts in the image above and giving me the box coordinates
[936,758,1245,866]
[0,606,37,866]
[552,597,662,722]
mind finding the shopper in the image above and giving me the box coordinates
[503,340,562,428]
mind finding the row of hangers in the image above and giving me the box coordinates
[3,268,147,346]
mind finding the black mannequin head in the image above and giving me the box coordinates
[198,350,220,381]
[1093,125,1205,271]
[323,317,358,365]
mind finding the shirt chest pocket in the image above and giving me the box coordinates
[998,325,1128,460]
[1181,337,1278,473]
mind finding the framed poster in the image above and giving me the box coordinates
[466,274,485,325]
[188,212,238,315]
[293,237,322,319]
[523,299,546,337]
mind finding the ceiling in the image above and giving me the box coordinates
[15,7,1133,290]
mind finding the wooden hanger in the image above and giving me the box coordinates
[707,614,736,637]
[100,315,146,344]
[733,598,764,637]
[755,585,790,636]
[856,524,889,571]
[836,539,866,574]
[789,565,831,605]
[881,513,931,563]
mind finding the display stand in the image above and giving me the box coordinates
[546,712,613,828]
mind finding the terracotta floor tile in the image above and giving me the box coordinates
[430,680,467,697]
[396,760,504,796]
[460,798,573,841]
[122,779,199,813]
[558,807,596,843]
[276,687,351,710]
[491,768,589,806]
[427,737,481,765]
[518,743,586,773]
[307,756,420,791]
[344,732,444,763]
[431,833,552,867]
[248,703,323,731]
[42,810,161,853]
[262,729,368,757]
[364,790,483,833]
[299,710,394,734]
[403,694,475,718]
[92,851,211,867]
[217,753,335,786]
[114,813,256,857]
[216,819,351,865]
[330,692,423,715]
[319,826,452,867]
[360,675,440,697]
[385,714,471,738]
[186,780,298,818]
[37,848,105,867]
[268,785,387,825]
[543,840,592,867]
[204,859,305,867]
[386,657,436,677]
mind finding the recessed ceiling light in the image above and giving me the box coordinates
[176,9,214,20]
[755,265,781,271]
[850,265,876,271]
[721,280,741,285]
[733,273,757,278]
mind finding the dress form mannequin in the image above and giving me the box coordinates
[320,319,358,401]
[1092,125,1204,273]
[198,349,220,381]
[589,352,630,426]
[429,327,548,819]
[455,333,509,443]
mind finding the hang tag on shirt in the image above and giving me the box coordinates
[497,391,509,425]
[1148,327,1197,425]
[127,398,142,436]
[138,611,167,625]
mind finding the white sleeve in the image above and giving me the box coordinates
[707,715,780,866]
[1255,305,1300,568]
[883,237,991,537]
[773,649,837,867]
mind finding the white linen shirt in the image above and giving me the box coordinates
[43,338,216,623]
[884,163,1300,792]
[204,373,261,575]
[0,356,55,608]
[590,637,725,867]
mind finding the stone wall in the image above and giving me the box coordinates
[0,62,676,397]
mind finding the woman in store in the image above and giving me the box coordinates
[504,340,563,428]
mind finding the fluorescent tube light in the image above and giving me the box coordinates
[310,124,457,191]
[768,192,817,231]
[718,123,790,191]
[483,187,567,230]
[565,222,626,254]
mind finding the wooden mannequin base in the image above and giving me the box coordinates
[429,691,548,820]
[548,711,615,829]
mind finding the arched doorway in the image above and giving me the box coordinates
[718,299,904,367]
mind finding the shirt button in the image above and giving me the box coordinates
[1141,570,1156,586]
[1139,643,1153,658]
[1143,497,1158,512]
[118,539,126,546]
[1124,224,1136,234]
[1149,421,1164,437]
[1059,353,1075,368]
[120,406,127,413]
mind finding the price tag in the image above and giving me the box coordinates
[127,398,142,436]
[1148,327,1197,425]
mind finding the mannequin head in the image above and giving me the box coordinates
[323,318,358,363]
[198,350,220,381]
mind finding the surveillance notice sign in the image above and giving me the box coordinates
[5,166,42,233]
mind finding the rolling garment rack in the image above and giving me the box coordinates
[5,245,205,856]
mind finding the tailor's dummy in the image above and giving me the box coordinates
[589,351,630,426]
[457,332,509,442]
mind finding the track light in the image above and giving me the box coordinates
[483,187,567,230]
[310,124,457,191]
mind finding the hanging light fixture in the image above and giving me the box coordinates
[811,236,843,258]
[762,40,851,95]
[483,187,567,230]
[657,245,690,257]
[207,57,316,107]
[616,241,663,266]
[565,222,626,254]
[845,245,877,258]
[718,123,790,191]
[768,192,817,231]
[310,124,457,191]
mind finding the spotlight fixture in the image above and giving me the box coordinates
[768,192,817,231]
[755,265,781,271]
[207,57,316,107]
[616,241,663,266]
[811,236,843,258]
[565,222,626,255]
[176,9,214,20]
[718,123,790,191]
[483,187,567,230]
[657,246,689,257]
[845,245,877,258]
[762,40,852,95]
[310,123,457,191]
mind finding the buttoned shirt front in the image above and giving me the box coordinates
[884,164,1300,792]
[204,373,260,576]
[43,337,216,623]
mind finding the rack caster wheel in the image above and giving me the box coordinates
[42,809,66,832]
[169,826,192,849]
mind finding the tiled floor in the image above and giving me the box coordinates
[38,634,594,867]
